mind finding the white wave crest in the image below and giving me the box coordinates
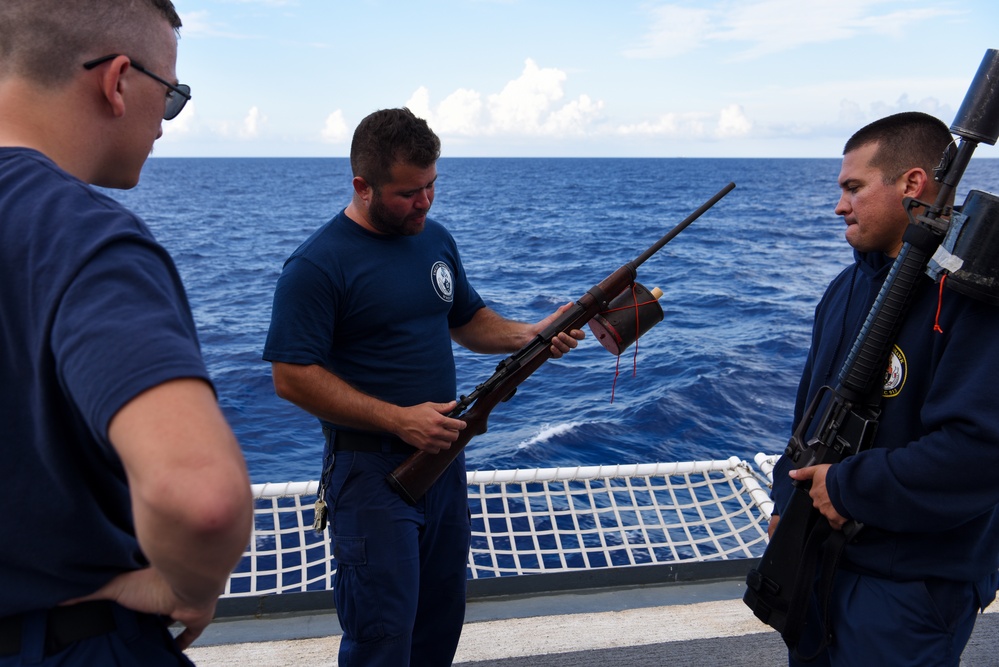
[516,422,584,450]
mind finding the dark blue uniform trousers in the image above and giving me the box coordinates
[790,569,981,666]
[327,450,471,667]
[0,604,193,666]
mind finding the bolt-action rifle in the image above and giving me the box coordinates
[387,182,736,504]
[743,49,999,659]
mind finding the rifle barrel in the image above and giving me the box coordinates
[633,182,735,267]
[388,182,737,503]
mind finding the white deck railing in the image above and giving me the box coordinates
[224,454,778,598]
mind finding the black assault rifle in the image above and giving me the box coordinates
[743,49,999,659]
[387,182,736,504]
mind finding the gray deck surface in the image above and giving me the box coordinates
[454,618,999,666]
[187,568,999,666]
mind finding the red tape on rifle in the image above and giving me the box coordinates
[604,284,657,403]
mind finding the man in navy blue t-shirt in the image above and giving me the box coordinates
[264,108,582,667]
[0,2,252,664]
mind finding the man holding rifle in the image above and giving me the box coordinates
[769,111,999,665]
[263,107,582,667]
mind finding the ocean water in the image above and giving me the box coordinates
[101,157,999,484]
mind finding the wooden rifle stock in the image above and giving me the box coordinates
[387,182,736,504]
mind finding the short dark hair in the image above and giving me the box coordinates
[844,111,954,185]
[350,108,441,190]
[0,0,181,86]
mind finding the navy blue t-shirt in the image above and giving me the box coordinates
[0,148,211,615]
[263,210,485,429]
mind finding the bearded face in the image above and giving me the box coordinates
[365,162,437,236]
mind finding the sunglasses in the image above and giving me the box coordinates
[83,54,191,121]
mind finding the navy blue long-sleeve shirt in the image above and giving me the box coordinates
[772,249,999,600]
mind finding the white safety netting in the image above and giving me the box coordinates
[223,455,775,598]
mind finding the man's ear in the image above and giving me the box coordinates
[351,176,372,203]
[900,167,929,200]
[96,55,130,119]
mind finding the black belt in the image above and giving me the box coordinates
[0,600,117,657]
[334,430,415,454]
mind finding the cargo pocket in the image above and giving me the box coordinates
[333,534,388,642]
[333,535,366,565]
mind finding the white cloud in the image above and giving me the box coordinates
[406,86,433,121]
[613,103,750,140]
[868,93,952,120]
[622,5,714,59]
[542,94,605,135]
[838,99,868,130]
[320,110,349,143]
[411,59,604,139]
[715,1,960,59]
[616,112,709,138]
[435,89,485,136]
[626,0,964,60]
[241,106,266,138]
[715,104,752,138]
[486,59,568,132]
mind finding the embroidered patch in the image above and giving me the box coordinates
[431,261,454,303]
[883,345,907,398]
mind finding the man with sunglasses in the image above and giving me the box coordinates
[83,54,192,122]
[0,1,251,665]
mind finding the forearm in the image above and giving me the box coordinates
[271,361,406,433]
[450,307,537,354]
[271,362,465,450]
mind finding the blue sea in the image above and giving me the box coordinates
[100,157,999,484]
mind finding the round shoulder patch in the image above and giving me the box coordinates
[883,344,907,398]
[431,261,454,303]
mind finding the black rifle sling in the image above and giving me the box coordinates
[783,522,849,662]
[780,518,829,656]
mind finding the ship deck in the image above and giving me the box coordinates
[188,561,999,666]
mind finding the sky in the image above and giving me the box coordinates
[159,0,999,158]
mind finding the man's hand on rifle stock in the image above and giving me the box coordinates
[789,464,848,530]
[393,400,466,454]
